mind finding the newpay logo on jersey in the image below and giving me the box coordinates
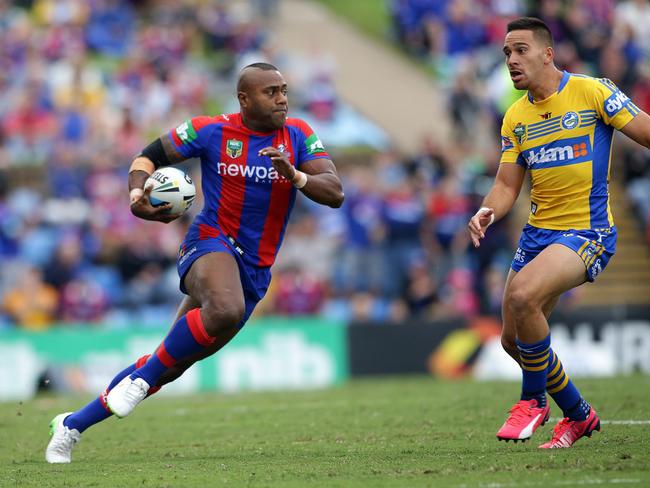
[523,135,592,169]
[305,134,325,155]
[175,119,197,143]
[604,89,630,117]
[217,161,290,184]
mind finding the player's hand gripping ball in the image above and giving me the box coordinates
[145,167,196,214]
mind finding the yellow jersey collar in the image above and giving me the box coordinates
[527,70,571,104]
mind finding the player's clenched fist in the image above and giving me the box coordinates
[258,146,309,189]
[468,207,495,248]
[259,146,293,179]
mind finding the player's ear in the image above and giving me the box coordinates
[238,91,248,108]
[544,46,554,65]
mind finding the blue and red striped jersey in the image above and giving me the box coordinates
[169,112,329,267]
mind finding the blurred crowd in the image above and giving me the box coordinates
[272,0,650,324]
[1,0,649,330]
[388,0,650,237]
[272,140,514,324]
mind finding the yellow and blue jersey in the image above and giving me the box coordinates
[500,71,641,230]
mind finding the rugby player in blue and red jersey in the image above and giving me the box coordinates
[46,63,344,463]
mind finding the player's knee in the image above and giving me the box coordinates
[201,299,245,336]
[507,285,538,317]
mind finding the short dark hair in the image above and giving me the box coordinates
[242,62,279,72]
[507,17,553,47]
[237,62,280,92]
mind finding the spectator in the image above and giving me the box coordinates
[2,265,58,329]
[332,165,384,294]
[42,233,85,289]
[378,170,426,298]
[59,275,108,324]
[273,265,326,316]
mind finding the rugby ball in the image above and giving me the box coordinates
[145,167,196,214]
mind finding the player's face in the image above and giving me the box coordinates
[503,30,548,90]
[242,70,288,131]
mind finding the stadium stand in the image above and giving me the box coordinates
[1,0,649,330]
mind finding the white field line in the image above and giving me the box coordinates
[177,404,650,424]
[459,479,644,488]
[172,406,650,424]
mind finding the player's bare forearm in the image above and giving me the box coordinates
[295,158,344,208]
[480,181,520,222]
[482,163,526,222]
[468,163,525,247]
[621,111,650,149]
[128,166,152,192]
[299,170,344,208]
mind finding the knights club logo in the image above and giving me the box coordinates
[226,138,243,158]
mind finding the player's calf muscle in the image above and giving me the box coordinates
[156,365,187,386]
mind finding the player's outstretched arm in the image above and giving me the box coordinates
[259,147,344,208]
[620,111,650,149]
[128,135,187,223]
[468,163,525,248]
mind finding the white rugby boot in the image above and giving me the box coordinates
[45,412,80,463]
[105,376,150,418]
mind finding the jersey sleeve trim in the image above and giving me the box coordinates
[628,102,641,117]
[499,107,522,165]
[593,78,638,129]
[169,116,221,157]
[516,153,527,168]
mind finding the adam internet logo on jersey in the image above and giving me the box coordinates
[523,135,592,169]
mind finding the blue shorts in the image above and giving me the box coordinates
[177,224,272,328]
[511,224,617,282]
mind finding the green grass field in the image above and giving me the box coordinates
[2,375,649,487]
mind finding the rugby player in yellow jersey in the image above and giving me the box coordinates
[468,17,650,448]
